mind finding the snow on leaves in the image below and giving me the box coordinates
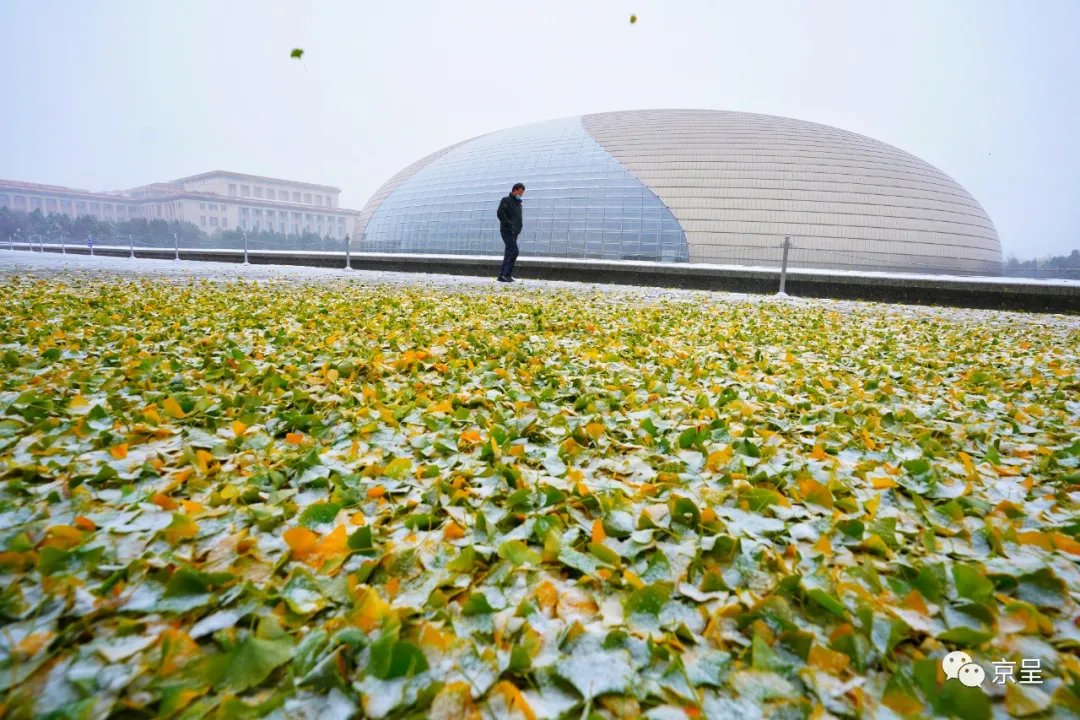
[0,274,1077,718]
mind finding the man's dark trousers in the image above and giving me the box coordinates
[500,228,519,279]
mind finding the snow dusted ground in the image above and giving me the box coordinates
[1,249,1077,330]
[0,249,719,297]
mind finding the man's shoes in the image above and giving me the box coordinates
[497,276,512,283]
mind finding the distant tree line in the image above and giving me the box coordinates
[0,207,348,252]
[1003,249,1080,280]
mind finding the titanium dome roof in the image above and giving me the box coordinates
[357,110,1002,273]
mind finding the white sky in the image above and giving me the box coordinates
[1,0,1077,258]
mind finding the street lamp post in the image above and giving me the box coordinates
[173,232,180,261]
[243,230,249,265]
[129,233,135,260]
[344,234,351,270]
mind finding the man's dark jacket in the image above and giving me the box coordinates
[496,194,523,236]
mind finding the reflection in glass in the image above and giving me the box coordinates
[362,117,689,262]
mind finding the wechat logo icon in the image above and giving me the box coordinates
[942,651,986,688]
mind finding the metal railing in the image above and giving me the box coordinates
[5,232,357,271]
[4,232,1078,288]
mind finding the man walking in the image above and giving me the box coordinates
[496,183,525,282]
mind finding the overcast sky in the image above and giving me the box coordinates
[1,0,1077,258]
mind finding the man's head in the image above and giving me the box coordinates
[511,183,525,198]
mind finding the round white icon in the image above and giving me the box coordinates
[958,663,986,687]
[942,651,973,680]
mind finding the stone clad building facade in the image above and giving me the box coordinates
[357,110,1001,274]
[0,171,359,239]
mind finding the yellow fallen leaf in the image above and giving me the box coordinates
[317,525,348,561]
[15,631,54,657]
[798,477,834,508]
[73,516,97,531]
[592,519,606,544]
[861,428,877,451]
[151,493,179,511]
[1017,531,1053,551]
[142,404,163,424]
[492,681,537,720]
[429,681,477,720]
[812,533,833,557]
[41,525,84,550]
[882,691,923,715]
[163,514,199,544]
[283,527,319,561]
[419,623,453,650]
[163,397,185,419]
[109,443,128,459]
[0,551,36,570]
[707,446,733,470]
[808,644,850,673]
[353,585,393,632]
[179,499,203,516]
[194,449,214,474]
[1051,532,1080,555]
[959,451,976,478]
[428,399,453,414]
[902,589,930,614]
[535,581,558,612]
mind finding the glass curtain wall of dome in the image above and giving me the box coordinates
[356,110,1002,274]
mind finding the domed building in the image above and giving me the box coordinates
[356,110,1001,274]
